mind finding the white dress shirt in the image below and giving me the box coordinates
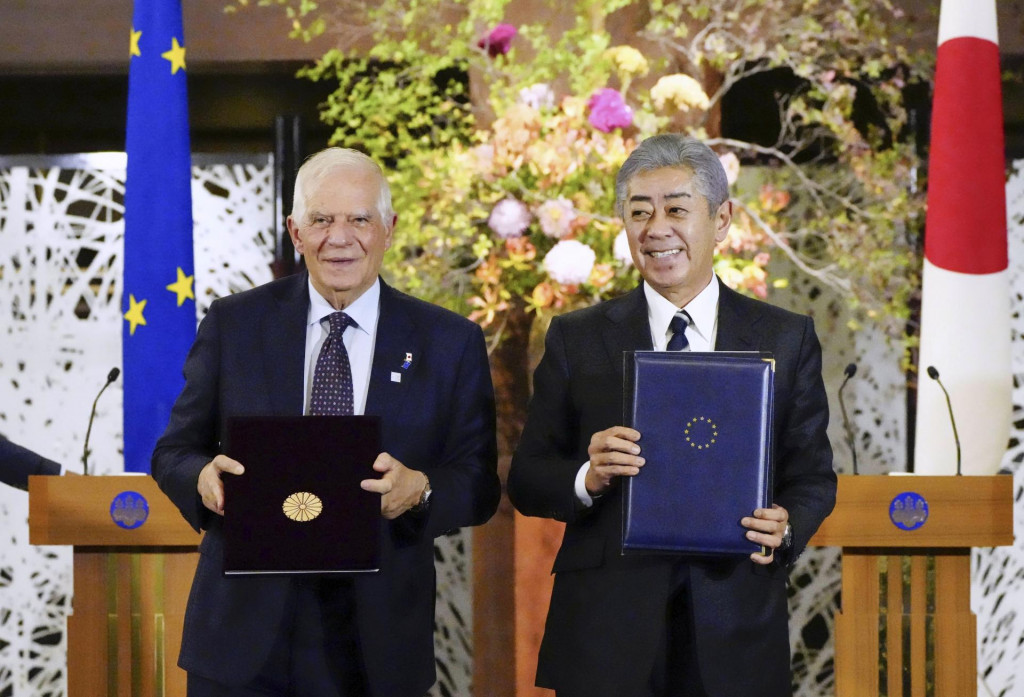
[302,278,381,416]
[574,276,721,506]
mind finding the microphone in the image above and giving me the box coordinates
[82,367,120,476]
[926,365,961,476]
[837,363,858,475]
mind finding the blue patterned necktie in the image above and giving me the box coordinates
[667,310,691,351]
[310,312,356,415]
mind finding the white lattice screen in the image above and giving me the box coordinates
[1,154,1022,696]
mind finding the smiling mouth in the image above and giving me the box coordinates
[646,249,683,259]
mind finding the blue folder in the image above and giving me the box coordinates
[622,351,774,556]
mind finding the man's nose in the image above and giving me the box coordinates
[642,211,672,238]
[324,221,353,245]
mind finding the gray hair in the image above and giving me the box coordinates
[291,147,394,224]
[615,134,729,218]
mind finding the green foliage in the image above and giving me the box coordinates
[228,0,929,345]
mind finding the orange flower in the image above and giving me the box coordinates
[506,236,537,261]
[532,282,555,308]
[589,263,615,288]
[758,185,791,212]
[475,255,502,284]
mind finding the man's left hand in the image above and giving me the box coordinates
[360,452,428,519]
[741,503,789,565]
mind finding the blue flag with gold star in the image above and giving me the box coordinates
[122,0,195,473]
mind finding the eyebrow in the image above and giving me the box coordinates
[629,191,693,204]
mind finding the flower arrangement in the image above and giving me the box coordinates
[422,67,780,329]
[231,0,927,344]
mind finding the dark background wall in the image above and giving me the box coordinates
[0,0,1021,156]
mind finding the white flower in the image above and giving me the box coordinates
[536,197,576,238]
[487,197,532,239]
[613,229,633,265]
[544,239,596,285]
[517,83,556,111]
[718,152,740,186]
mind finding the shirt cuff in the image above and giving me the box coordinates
[574,461,594,507]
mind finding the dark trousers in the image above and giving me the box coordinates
[187,578,368,697]
[647,563,710,697]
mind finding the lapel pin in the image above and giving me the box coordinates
[402,352,413,370]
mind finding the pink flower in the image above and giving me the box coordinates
[478,23,517,57]
[518,83,556,110]
[536,197,576,238]
[487,197,531,239]
[587,88,633,133]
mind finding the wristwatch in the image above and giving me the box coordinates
[412,475,432,514]
[780,522,793,550]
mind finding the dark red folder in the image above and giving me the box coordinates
[223,415,381,574]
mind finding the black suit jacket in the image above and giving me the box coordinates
[152,274,499,696]
[508,280,836,697]
[0,435,61,491]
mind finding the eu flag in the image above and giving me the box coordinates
[122,0,195,473]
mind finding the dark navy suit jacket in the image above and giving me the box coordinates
[508,280,836,697]
[152,273,499,696]
[0,435,61,491]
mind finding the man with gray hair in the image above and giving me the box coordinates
[154,147,500,696]
[509,133,836,696]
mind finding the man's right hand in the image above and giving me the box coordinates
[197,455,245,515]
[584,426,644,497]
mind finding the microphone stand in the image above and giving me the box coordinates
[927,366,962,476]
[838,363,858,475]
[82,367,120,476]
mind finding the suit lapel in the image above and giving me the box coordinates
[601,285,653,377]
[714,279,760,352]
[261,273,309,416]
[364,281,415,420]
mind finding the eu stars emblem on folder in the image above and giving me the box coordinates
[622,351,774,556]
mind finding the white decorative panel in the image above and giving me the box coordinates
[974,160,1024,697]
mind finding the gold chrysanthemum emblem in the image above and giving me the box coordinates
[282,492,323,522]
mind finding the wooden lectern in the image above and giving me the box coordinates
[28,475,200,697]
[807,475,1014,697]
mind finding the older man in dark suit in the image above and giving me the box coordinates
[153,148,499,696]
[508,134,836,697]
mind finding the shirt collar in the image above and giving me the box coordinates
[644,275,720,346]
[683,276,719,346]
[306,277,380,336]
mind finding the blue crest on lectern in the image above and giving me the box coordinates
[110,491,150,530]
[889,491,928,531]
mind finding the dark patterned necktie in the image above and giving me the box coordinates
[310,312,356,416]
[667,310,691,351]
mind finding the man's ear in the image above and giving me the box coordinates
[385,214,397,250]
[714,200,732,243]
[286,216,303,254]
